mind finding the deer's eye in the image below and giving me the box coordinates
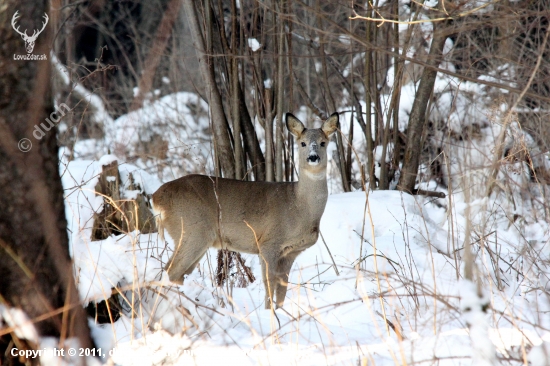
[301,142,306,147]
[320,142,326,147]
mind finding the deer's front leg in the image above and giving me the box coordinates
[275,251,300,308]
[259,248,279,310]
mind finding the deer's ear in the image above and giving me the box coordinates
[286,113,305,137]
[322,112,339,138]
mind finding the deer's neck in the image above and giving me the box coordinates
[296,167,329,218]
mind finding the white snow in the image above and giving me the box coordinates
[98,154,118,167]
[529,341,550,366]
[247,38,261,52]
[459,280,497,365]
[57,163,550,364]
[0,306,39,344]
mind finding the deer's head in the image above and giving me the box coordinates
[12,11,49,54]
[286,112,339,177]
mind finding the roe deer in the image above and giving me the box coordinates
[152,112,339,308]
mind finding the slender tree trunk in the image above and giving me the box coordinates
[265,88,275,182]
[238,89,265,181]
[318,13,349,192]
[286,20,294,182]
[346,107,354,187]
[275,0,286,182]
[397,19,449,193]
[230,0,243,179]
[0,0,94,358]
[131,0,181,111]
[364,14,376,188]
[184,0,235,178]
[213,0,264,181]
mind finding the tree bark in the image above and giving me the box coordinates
[265,88,275,182]
[274,0,286,182]
[397,20,449,193]
[184,0,235,178]
[131,0,182,111]
[0,0,94,358]
[230,0,244,180]
[364,15,376,188]
[238,88,265,181]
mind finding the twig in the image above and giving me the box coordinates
[319,231,340,276]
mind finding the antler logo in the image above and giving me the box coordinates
[11,11,49,54]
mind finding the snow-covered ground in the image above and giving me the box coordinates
[57,151,550,365]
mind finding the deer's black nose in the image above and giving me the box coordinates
[307,155,320,163]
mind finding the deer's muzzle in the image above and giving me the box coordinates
[307,142,321,165]
[307,154,320,164]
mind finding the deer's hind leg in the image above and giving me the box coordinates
[164,222,214,284]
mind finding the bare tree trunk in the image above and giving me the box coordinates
[364,14,376,188]
[397,18,449,193]
[213,0,263,181]
[378,25,401,189]
[265,88,275,182]
[0,0,94,358]
[286,22,295,182]
[335,115,350,192]
[238,90,265,181]
[274,0,286,182]
[230,0,243,180]
[317,14,350,192]
[131,0,181,111]
[184,0,235,178]
[378,103,392,189]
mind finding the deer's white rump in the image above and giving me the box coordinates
[152,113,339,308]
